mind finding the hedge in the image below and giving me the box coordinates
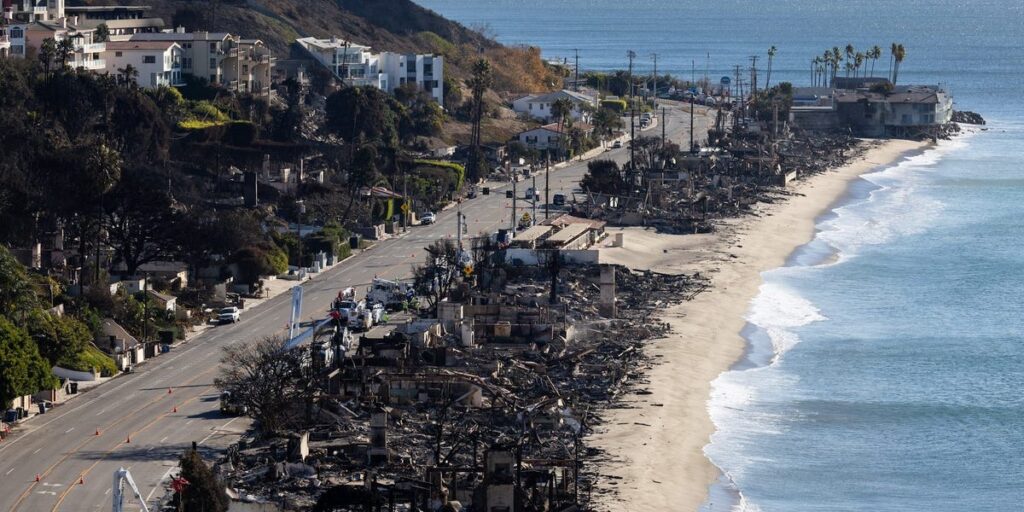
[414,159,465,190]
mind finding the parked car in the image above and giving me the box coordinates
[612,140,624,149]
[553,193,566,206]
[420,212,436,225]
[218,306,240,324]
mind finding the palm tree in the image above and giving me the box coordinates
[56,37,74,69]
[831,47,842,85]
[844,44,855,78]
[466,59,493,182]
[118,63,139,89]
[869,45,882,78]
[892,44,906,86]
[854,52,865,78]
[38,38,56,78]
[550,97,574,160]
[766,46,777,89]
[889,42,898,82]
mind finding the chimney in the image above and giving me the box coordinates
[175,25,185,34]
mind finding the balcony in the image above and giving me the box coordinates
[73,58,106,71]
[79,42,105,53]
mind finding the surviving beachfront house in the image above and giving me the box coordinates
[131,29,274,96]
[102,40,184,88]
[295,36,445,106]
[0,25,10,58]
[834,85,953,138]
[6,18,106,70]
[512,89,597,123]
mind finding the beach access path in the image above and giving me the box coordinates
[589,138,931,511]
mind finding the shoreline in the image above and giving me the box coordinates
[588,137,931,511]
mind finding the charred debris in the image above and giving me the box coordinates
[211,261,708,511]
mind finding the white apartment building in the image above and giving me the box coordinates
[131,29,274,95]
[7,0,65,23]
[296,36,444,106]
[102,40,184,89]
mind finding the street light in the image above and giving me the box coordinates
[296,200,305,279]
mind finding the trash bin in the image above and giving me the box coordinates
[161,343,171,354]
[349,235,361,250]
[69,382,78,394]
[37,403,47,414]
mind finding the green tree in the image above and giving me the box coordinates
[889,42,898,82]
[174,448,229,512]
[104,166,180,277]
[0,316,57,408]
[25,310,91,367]
[95,23,110,43]
[0,245,38,318]
[550,97,575,160]
[580,159,627,195]
[869,45,882,78]
[325,86,400,146]
[844,44,855,78]
[592,106,624,140]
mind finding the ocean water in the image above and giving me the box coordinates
[416,1,1024,510]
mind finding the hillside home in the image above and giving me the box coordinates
[295,36,444,106]
[102,40,184,88]
[7,18,106,70]
[131,29,274,95]
[64,5,165,40]
[512,89,596,122]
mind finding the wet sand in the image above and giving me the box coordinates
[589,138,931,511]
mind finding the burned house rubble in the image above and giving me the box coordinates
[575,117,864,235]
[211,264,708,511]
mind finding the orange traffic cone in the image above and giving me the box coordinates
[95,429,100,436]
[167,387,173,394]
[35,474,40,482]
[172,406,177,413]
[78,476,84,485]
[125,435,131,444]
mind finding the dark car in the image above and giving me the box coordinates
[553,193,566,206]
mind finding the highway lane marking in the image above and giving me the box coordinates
[198,418,240,446]
[159,436,168,443]
[10,366,219,512]
[63,428,73,434]
[32,448,41,454]
[5,468,13,476]
[45,370,222,512]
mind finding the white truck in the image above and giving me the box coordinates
[367,278,415,311]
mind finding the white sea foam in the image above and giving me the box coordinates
[702,133,975,512]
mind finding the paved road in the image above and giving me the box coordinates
[0,105,712,512]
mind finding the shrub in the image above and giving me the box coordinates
[600,99,627,113]
[413,159,465,190]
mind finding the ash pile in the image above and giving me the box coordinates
[212,264,708,511]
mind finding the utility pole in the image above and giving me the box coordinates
[142,273,149,343]
[544,156,551,219]
[651,53,657,111]
[574,48,579,91]
[749,55,759,98]
[661,107,667,150]
[690,96,696,153]
[531,174,537,226]
[627,50,636,169]
[402,162,409,233]
[456,202,463,250]
[511,176,517,230]
[296,200,305,279]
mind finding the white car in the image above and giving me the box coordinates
[420,212,436,225]
[612,140,624,149]
[217,307,240,324]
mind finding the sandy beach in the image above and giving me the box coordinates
[588,138,931,511]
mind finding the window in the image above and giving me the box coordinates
[209,42,216,51]
[210,58,216,68]
[115,51,122,57]
[242,64,248,74]
[10,27,22,38]
[184,42,191,49]
[143,55,156,64]
[210,74,216,83]
[528,103,533,110]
